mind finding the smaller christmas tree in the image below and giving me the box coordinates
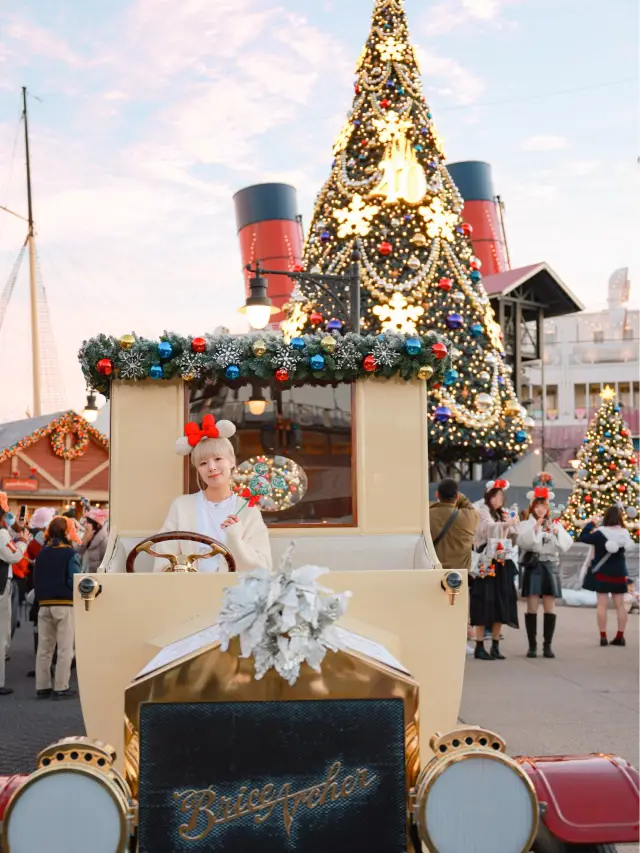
[563,387,640,541]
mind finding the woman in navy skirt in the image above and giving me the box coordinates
[580,505,633,646]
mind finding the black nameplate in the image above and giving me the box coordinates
[138,698,406,853]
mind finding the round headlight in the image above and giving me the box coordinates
[2,738,133,853]
[413,728,538,853]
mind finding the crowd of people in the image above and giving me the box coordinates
[0,494,109,698]
[430,474,635,659]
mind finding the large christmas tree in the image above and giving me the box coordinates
[284,0,530,464]
[563,387,640,542]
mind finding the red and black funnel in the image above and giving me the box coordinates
[447,161,509,275]
[233,183,303,326]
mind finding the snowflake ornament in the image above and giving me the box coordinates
[333,339,361,371]
[213,341,243,369]
[273,343,303,372]
[371,334,401,367]
[178,353,206,380]
[376,36,405,62]
[372,111,412,144]
[373,292,424,335]
[119,351,146,380]
[333,194,380,238]
[418,198,458,241]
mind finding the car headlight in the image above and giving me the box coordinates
[2,738,134,853]
[412,727,539,853]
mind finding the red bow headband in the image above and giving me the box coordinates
[485,478,509,492]
[526,484,556,501]
[175,414,236,456]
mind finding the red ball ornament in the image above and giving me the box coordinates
[431,342,448,360]
[584,495,592,503]
[621,428,630,437]
[460,222,473,236]
[617,484,626,492]
[438,277,453,292]
[360,139,368,147]
[380,98,391,109]
[293,263,304,272]
[470,259,482,270]
[310,311,324,325]
[191,336,207,353]
[96,358,113,376]
[378,241,393,256]
[354,84,360,94]
[275,368,289,382]
[363,354,377,373]
[609,462,617,470]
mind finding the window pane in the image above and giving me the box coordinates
[593,329,604,343]
[189,382,354,526]
[588,383,601,409]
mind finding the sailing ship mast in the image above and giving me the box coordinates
[23,86,41,416]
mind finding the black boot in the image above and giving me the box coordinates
[525,613,537,658]
[474,641,493,660]
[543,613,556,658]
[490,639,505,660]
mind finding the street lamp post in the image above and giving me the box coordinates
[242,248,362,332]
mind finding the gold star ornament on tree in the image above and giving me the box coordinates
[332,122,354,155]
[333,194,380,238]
[372,111,413,144]
[373,292,424,334]
[376,36,405,62]
[418,198,458,241]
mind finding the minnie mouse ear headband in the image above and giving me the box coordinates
[485,478,509,493]
[527,472,555,502]
[175,414,236,456]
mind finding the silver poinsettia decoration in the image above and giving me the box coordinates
[217,544,351,685]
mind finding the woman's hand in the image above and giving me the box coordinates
[221,515,240,530]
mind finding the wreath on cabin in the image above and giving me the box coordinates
[50,417,89,460]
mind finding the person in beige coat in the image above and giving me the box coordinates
[154,415,272,574]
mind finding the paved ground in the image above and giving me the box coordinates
[2,602,638,848]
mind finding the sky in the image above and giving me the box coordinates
[0,0,637,422]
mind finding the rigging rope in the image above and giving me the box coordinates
[0,238,27,337]
[34,245,67,412]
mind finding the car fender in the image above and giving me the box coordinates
[0,775,28,823]
[517,754,639,846]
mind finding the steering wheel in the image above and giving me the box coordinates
[126,531,237,574]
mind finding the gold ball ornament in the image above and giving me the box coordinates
[417,364,434,380]
[119,334,135,350]
[321,335,337,354]
[410,232,427,246]
[252,339,267,357]
[505,399,521,416]
[407,256,421,271]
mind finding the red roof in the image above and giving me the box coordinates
[483,262,584,317]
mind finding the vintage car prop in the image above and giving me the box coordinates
[1,335,638,853]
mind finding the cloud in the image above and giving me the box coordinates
[423,0,508,35]
[415,45,486,105]
[2,19,93,68]
[521,135,570,151]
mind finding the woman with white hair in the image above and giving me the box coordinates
[155,415,272,573]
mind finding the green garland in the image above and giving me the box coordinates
[78,330,453,397]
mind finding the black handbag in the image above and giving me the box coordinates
[521,551,539,570]
[0,560,9,597]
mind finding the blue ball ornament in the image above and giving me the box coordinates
[434,405,452,423]
[386,80,395,88]
[414,144,423,152]
[515,429,527,443]
[444,369,459,386]
[498,376,505,385]
[404,214,413,222]
[149,364,163,380]
[598,446,605,455]
[291,337,305,350]
[427,111,432,119]
[605,431,611,437]
[397,87,405,94]
[405,337,422,356]
[225,365,240,380]
[470,323,483,337]
[421,127,428,136]
[327,318,343,332]
[470,270,482,282]
[310,353,326,371]
[158,341,173,360]
[446,313,463,330]
[320,230,331,243]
